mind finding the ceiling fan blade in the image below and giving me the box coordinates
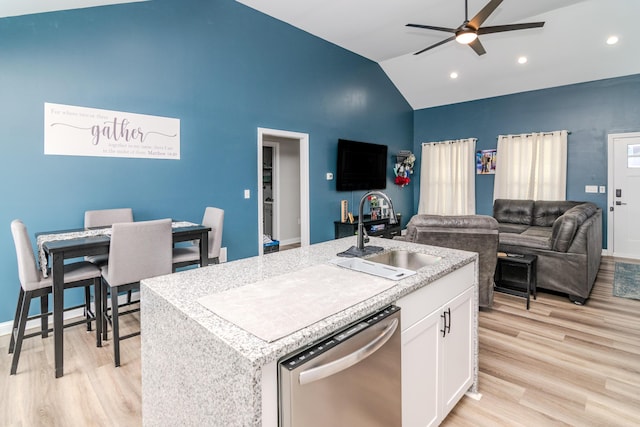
[406,23,457,33]
[468,0,503,30]
[414,36,456,55]
[468,38,486,56]
[477,22,545,35]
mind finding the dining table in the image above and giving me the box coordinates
[36,221,211,378]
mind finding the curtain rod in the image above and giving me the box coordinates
[422,138,476,146]
[496,130,571,139]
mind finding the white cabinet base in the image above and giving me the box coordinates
[397,262,477,427]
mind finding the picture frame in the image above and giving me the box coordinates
[476,149,497,174]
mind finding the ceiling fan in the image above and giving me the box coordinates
[407,0,545,56]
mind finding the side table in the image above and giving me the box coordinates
[494,253,537,310]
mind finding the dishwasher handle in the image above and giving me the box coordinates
[298,317,398,386]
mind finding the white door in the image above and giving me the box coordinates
[608,133,640,259]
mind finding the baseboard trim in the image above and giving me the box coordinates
[278,237,301,246]
[0,291,140,337]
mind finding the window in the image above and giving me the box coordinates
[628,144,640,168]
[418,138,476,215]
[493,130,568,201]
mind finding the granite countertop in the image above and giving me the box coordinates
[141,236,477,368]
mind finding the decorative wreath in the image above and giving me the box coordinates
[394,152,415,187]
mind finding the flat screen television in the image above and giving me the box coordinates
[336,139,387,191]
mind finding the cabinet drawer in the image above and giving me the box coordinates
[396,262,475,331]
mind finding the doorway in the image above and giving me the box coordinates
[257,128,310,255]
[607,132,640,259]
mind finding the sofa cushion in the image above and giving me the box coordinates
[522,226,553,239]
[532,201,581,227]
[493,199,534,225]
[497,223,529,234]
[499,232,552,250]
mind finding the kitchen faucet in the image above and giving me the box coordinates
[335,190,398,258]
[357,190,397,250]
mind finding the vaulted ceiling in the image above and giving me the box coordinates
[4,0,639,109]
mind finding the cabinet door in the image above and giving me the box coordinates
[401,308,440,427]
[439,286,474,418]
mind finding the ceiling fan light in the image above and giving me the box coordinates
[456,31,477,45]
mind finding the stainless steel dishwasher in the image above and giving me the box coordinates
[279,305,401,427]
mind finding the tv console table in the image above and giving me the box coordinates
[334,215,401,240]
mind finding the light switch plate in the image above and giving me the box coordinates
[244,189,250,199]
[585,185,598,193]
[599,186,606,193]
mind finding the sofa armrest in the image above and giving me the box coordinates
[550,202,599,252]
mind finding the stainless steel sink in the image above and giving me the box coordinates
[366,250,441,271]
[329,257,417,281]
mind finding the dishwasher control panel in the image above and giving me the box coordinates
[280,305,399,371]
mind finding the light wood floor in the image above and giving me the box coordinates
[1,256,638,426]
[443,256,640,426]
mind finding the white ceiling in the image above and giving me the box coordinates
[237,0,640,109]
[3,0,639,110]
[0,0,146,18]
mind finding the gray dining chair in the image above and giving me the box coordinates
[99,218,172,367]
[9,219,102,375]
[84,208,134,266]
[172,207,224,271]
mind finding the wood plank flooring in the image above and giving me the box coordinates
[443,256,640,426]
[1,256,638,426]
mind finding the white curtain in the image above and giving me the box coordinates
[418,138,476,215]
[493,130,568,201]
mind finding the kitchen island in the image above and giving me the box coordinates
[141,237,479,426]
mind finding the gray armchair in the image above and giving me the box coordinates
[396,214,499,309]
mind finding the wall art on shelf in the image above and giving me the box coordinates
[476,149,496,175]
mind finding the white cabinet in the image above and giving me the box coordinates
[400,305,440,426]
[396,262,475,427]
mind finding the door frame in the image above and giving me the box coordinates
[263,141,279,240]
[607,131,640,256]
[257,127,310,255]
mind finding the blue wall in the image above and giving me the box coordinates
[413,74,640,246]
[0,0,413,322]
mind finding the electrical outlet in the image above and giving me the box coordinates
[599,186,606,193]
[326,172,334,180]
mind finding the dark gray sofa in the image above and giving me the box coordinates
[493,199,602,304]
[395,215,499,309]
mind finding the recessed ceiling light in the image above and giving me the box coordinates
[607,35,619,45]
[518,56,528,64]
[450,72,459,79]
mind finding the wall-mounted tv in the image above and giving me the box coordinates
[336,139,387,191]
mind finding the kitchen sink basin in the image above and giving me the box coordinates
[366,250,441,271]
[329,257,417,281]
